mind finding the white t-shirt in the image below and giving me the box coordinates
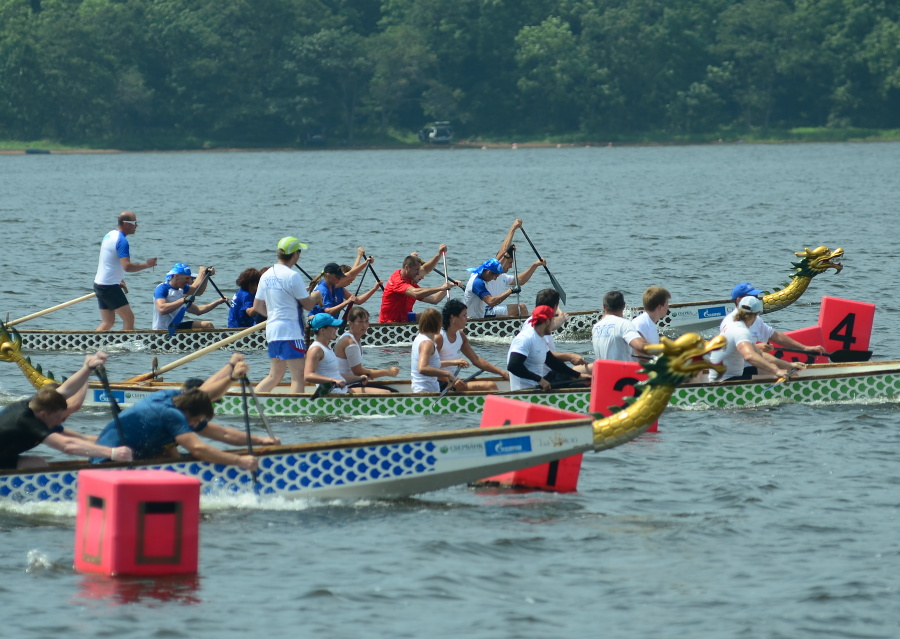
[632,311,660,346]
[720,310,775,345]
[255,263,309,341]
[94,229,130,285]
[709,316,754,382]
[151,281,189,330]
[507,323,549,390]
[463,272,514,319]
[592,315,642,362]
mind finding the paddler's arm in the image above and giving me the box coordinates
[495,219,523,259]
[544,352,581,379]
[513,259,545,286]
[507,352,550,390]
[419,244,448,276]
[120,255,157,273]
[174,431,257,471]
[769,331,827,354]
[406,281,456,302]
[198,355,246,400]
[56,352,109,416]
[196,421,280,446]
[43,431,133,462]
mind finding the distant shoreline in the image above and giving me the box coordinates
[3,136,899,155]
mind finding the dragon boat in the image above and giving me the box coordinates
[0,334,727,503]
[9,246,843,352]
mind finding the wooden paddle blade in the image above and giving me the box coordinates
[829,350,872,362]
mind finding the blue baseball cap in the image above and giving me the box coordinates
[731,282,763,300]
[310,313,344,331]
[167,262,192,278]
[467,258,504,275]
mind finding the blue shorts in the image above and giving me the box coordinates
[94,283,129,310]
[268,339,306,360]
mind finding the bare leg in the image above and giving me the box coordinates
[256,359,287,393]
[348,386,393,395]
[96,308,117,331]
[116,305,136,330]
[466,380,499,391]
[286,358,306,394]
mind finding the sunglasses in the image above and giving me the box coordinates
[122,220,138,226]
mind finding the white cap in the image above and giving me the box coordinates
[738,296,763,314]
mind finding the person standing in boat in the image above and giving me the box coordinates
[437,299,508,391]
[592,290,650,362]
[411,308,465,393]
[631,286,671,348]
[378,245,458,323]
[507,305,584,391]
[709,296,807,382]
[0,351,134,469]
[91,354,278,468]
[725,282,827,370]
[93,211,158,331]
[334,306,400,390]
[251,237,318,393]
[152,263,228,331]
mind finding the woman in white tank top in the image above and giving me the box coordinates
[436,299,509,391]
[305,313,371,395]
[333,306,400,394]
[411,309,461,393]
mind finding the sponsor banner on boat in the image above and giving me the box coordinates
[485,436,533,457]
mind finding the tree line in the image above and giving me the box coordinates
[1,0,898,148]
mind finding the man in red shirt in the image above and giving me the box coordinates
[378,244,459,323]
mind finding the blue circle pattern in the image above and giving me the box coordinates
[0,441,441,502]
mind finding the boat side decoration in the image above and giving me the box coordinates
[0,334,726,503]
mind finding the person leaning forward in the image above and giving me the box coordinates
[0,351,133,470]
[378,244,458,323]
[91,354,279,468]
[94,210,158,331]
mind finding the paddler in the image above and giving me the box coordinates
[0,351,134,469]
[152,263,228,331]
[91,354,279,468]
[378,245,459,323]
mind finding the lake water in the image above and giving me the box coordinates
[1,142,899,638]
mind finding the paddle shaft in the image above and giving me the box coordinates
[294,263,315,281]
[341,261,369,321]
[239,377,259,486]
[434,365,465,402]
[519,227,566,304]
[206,275,233,307]
[762,366,800,392]
[773,346,872,362]
[125,320,267,382]
[512,249,521,308]
[244,376,276,440]
[94,366,127,443]
[8,293,97,326]
[441,251,450,299]
[362,253,385,291]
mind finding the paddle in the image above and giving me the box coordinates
[93,365,127,445]
[431,266,462,287]
[7,293,97,327]
[520,227,566,304]
[341,261,369,321]
[773,346,872,363]
[762,367,800,393]
[294,263,315,281]
[363,253,385,291]
[124,320,267,382]
[511,246,521,309]
[433,366,483,404]
[206,275,233,307]
[441,250,450,299]
[243,375,276,440]
[312,381,335,398]
[239,377,259,490]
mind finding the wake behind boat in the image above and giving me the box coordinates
[8,245,843,352]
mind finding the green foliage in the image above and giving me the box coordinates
[0,0,897,147]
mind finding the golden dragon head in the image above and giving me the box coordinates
[640,333,727,386]
[792,246,844,278]
[0,320,59,388]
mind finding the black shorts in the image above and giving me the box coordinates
[94,283,129,310]
[171,320,197,332]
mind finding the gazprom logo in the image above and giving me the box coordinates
[93,389,125,403]
[699,306,727,319]
[485,436,532,457]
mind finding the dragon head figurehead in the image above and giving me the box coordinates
[639,333,727,387]
[592,333,725,450]
[792,246,843,278]
[0,320,59,388]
